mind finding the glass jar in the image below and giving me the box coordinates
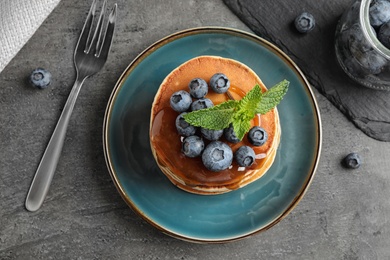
[335,0,390,90]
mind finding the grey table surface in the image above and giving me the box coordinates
[1,0,389,259]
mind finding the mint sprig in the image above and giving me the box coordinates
[256,79,289,114]
[183,79,289,140]
[182,100,237,130]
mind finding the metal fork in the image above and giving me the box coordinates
[25,0,117,212]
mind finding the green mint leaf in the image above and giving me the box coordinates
[229,85,262,140]
[255,79,289,114]
[237,84,263,117]
[232,117,252,141]
[182,79,289,141]
[183,100,238,130]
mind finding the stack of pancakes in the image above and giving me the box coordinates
[150,56,281,195]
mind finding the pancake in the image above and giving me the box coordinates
[150,56,281,195]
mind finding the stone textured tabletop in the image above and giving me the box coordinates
[1,0,389,259]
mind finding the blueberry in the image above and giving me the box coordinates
[223,124,240,143]
[188,78,208,99]
[29,68,51,89]
[209,73,230,94]
[378,21,390,48]
[343,56,369,78]
[248,126,268,146]
[369,0,390,27]
[201,127,223,141]
[356,49,387,75]
[175,112,196,137]
[190,98,214,111]
[202,141,233,172]
[234,146,256,167]
[182,135,204,158]
[342,153,362,169]
[294,12,315,33]
[170,90,192,112]
[347,23,387,75]
[348,23,372,53]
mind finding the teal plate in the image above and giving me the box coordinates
[103,27,322,243]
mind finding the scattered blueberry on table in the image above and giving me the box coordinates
[294,12,315,33]
[342,153,362,169]
[29,68,52,89]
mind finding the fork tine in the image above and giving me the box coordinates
[98,4,117,60]
[87,0,107,55]
[95,0,108,53]
[75,0,97,54]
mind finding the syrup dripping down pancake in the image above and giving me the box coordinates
[150,56,280,195]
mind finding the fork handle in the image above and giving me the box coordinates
[25,77,85,212]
